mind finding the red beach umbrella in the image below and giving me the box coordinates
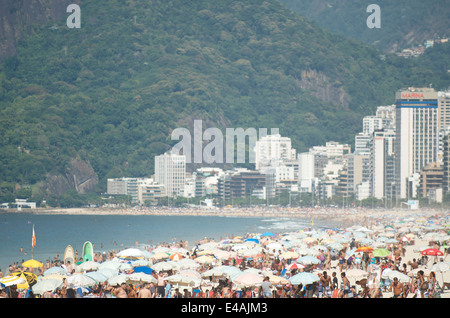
[421,248,443,256]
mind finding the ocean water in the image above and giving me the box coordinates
[0,213,343,272]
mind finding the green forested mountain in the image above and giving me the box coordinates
[279,0,450,53]
[0,0,449,203]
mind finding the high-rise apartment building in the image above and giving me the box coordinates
[394,87,439,199]
[254,134,296,170]
[370,129,395,200]
[155,153,186,197]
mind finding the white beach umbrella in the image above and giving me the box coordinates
[117,248,145,258]
[108,274,128,286]
[202,266,241,278]
[151,261,179,272]
[345,269,369,280]
[98,260,121,271]
[43,266,67,276]
[176,258,201,270]
[297,255,320,265]
[165,274,202,287]
[32,279,63,295]
[96,268,119,279]
[289,272,320,286]
[85,271,108,283]
[231,272,263,287]
[66,273,96,287]
[385,270,410,283]
[127,272,157,284]
[77,261,100,272]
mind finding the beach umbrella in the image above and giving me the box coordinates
[355,246,374,253]
[43,266,67,276]
[194,255,215,264]
[169,253,184,261]
[421,248,443,257]
[178,270,202,279]
[130,259,149,267]
[132,266,153,275]
[151,261,178,272]
[32,279,63,295]
[176,259,201,270]
[127,272,157,284]
[22,259,44,268]
[85,272,108,284]
[385,270,410,283]
[151,252,170,260]
[289,272,320,286]
[262,232,276,237]
[77,260,100,272]
[239,248,263,258]
[66,273,96,287]
[116,248,144,259]
[245,238,259,244]
[266,242,284,251]
[231,272,264,287]
[0,275,26,287]
[430,262,450,273]
[372,248,391,258]
[297,255,320,265]
[11,271,37,289]
[408,267,431,278]
[165,274,202,287]
[108,274,128,286]
[267,275,289,285]
[98,260,121,271]
[327,242,344,250]
[119,263,133,272]
[345,269,369,280]
[280,251,299,260]
[296,248,319,256]
[202,266,242,278]
[96,268,118,279]
[287,263,305,271]
[41,274,68,281]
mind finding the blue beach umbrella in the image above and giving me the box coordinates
[245,238,259,244]
[132,266,153,275]
[262,232,276,237]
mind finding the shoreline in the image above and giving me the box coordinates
[1,206,448,220]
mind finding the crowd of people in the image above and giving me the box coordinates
[1,209,449,299]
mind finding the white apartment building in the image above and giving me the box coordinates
[395,87,439,199]
[254,134,296,170]
[155,153,186,197]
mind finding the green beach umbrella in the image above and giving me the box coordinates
[372,248,390,258]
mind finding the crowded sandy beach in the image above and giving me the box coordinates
[0,206,449,299]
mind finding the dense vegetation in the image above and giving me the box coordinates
[0,0,449,204]
[279,0,450,53]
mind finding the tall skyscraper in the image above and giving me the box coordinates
[155,153,186,197]
[394,87,439,199]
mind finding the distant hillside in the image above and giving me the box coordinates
[0,0,449,203]
[279,0,450,53]
[0,0,76,63]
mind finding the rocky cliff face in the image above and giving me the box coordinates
[0,0,76,63]
[42,156,98,196]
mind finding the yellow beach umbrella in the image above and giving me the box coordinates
[194,255,215,264]
[22,259,43,268]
